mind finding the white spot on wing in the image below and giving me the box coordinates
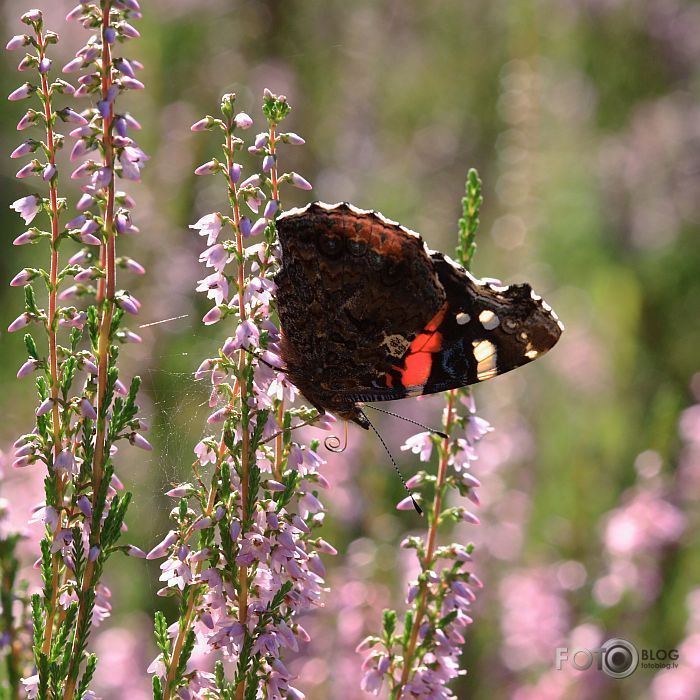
[479,309,500,330]
[473,339,498,380]
[456,312,471,325]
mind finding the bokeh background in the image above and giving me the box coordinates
[2,1,700,698]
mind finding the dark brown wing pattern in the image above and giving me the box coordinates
[274,202,563,428]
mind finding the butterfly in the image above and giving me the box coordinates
[274,202,563,429]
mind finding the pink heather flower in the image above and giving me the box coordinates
[8,83,34,101]
[263,199,278,219]
[194,441,217,466]
[190,117,210,132]
[240,174,260,189]
[21,9,42,23]
[10,269,33,287]
[6,35,28,51]
[38,58,51,74]
[80,232,102,246]
[77,495,92,518]
[159,556,192,590]
[165,484,193,498]
[202,306,223,326]
[196,272,229,305]
[60,108,89,125]
[239,217,252,238]
[397,495,420,511]
[250,218,268,237]
[229,162,242,183]
[207,407,228,424]
[42,163,56,181]
[130,433,152,451]
[120,22,141,39]
[62,56,85,73]
[194,159,218,176]
[119,145,149,181]
[234,111,253,129]
[79,398,97,419]
[289,172,312,190]
[36,398,55,417]
[126,545,147,558]
[282,132,305,145]
[113,57,136,78]
[232,319,260,350]
[13,230,36,245]
[54,450,77,475]
[123,258,146,274]
[10,140,35,158]
[190,213,223,246]
[10,195,40,223]
[15,162,37,178]
[17,110,37,130]
[466,415,492,442]
[8,313,31,333]
[147,530,178,560]
[199,244,229,272]
[20,675,38,698]
[117,294,140,315]
[17,358,39,378]
[401,431,434,462]
[262,155,275,172]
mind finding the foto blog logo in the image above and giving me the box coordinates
[555,638,679,679]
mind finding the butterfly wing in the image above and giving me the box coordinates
[275,202,446,417]
[275,202,563,421]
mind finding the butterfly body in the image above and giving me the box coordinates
[274,202,563,428]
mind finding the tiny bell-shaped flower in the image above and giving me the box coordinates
[234,112,253,129]
[194,159,219,176]
[6,35,28,51]
[289,172,313,190]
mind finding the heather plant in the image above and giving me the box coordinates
[356,171,488,699]
[4,2,147,697]
[146,90,331,700]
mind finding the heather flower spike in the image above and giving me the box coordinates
[150,89,327,700]
[5,3,147,697]
[358,170,486,699]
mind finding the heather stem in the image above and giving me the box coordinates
[36,24,66,659]
[63,5,116,697]
[269,125,284,483]
[162,444,226,700]
[394,390,457,698]
[225,128,251,700]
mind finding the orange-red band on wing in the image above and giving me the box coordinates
[385,302,448,390]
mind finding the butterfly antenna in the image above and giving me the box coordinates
[365,404,448,440]
[324,421,348,453]
[360,409,423,515]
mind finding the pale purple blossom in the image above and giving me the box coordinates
[8,82,34,101]
[401,431,434,462]
[10,194,40,223]
[289,172,312,190]
[190,212,223,246]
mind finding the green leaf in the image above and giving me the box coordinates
[154,611,171,657]
[382,608,397,640]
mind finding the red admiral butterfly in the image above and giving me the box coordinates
[275,202,563,429]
